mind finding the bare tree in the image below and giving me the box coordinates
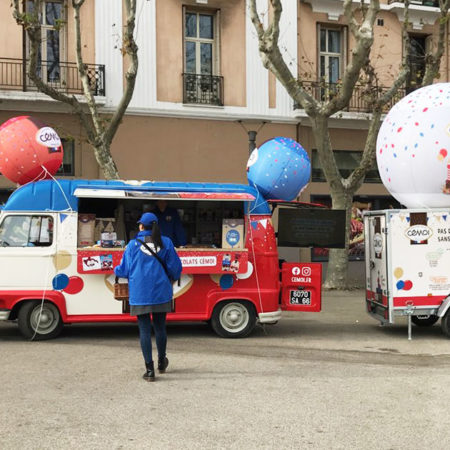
[422,0,449,85]
[12,0,139,180]
[250,0,449,289]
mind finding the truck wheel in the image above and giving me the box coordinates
[411,315,439,327]
[441,311,450,338]
[210,300,256,338]
[18,301,63,340]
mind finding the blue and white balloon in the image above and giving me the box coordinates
[247,137,311,201]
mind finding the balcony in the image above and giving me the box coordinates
[388,0,439,6]
[303,0,441,29]
[293,81,406,114]
[0,58,105,96]
[182,73,224,107]
[386,0,441,29]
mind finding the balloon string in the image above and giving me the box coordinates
[39,165,74,212]
[30,257,53,341]
[247,212,265,316]
[248,184,267,215]
[16,166,49,188]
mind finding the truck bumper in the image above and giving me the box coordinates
[258,308,282,324]
[0,309,11,320]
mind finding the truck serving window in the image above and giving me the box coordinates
[0,215,53,247]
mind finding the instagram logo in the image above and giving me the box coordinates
[302,267,311,277]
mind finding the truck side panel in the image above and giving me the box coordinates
[389,210,450,312]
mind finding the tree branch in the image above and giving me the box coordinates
[325,0,380,116]
[344,110,382,191]
[12,0,96,143]
[104,0,139,146]
[72,0,104,143]
[249,0,318,115]
[372,1,411,110]
[344,1,412,191]
[11,0,140,179]
[422,0,449,85]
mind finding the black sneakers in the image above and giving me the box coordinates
[158,357,169,373]
[143,362,155,382]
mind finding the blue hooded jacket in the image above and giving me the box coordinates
[114,230,182,306]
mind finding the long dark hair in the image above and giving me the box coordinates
[143,221,164,249]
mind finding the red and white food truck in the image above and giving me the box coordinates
[364,208,450,337]
[0,179,323,340]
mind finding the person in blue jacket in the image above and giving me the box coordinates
[114,212,182,382]
[153,200,187,247]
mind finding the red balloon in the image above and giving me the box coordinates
[0,116,63,184]
[403,280,413,291]
[63,276,84,295]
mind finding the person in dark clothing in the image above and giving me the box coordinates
[114,212,182,382]
[153,200,187,247]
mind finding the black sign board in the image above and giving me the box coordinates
[277,208,346,248]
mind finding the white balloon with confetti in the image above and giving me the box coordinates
[376,83,450,208]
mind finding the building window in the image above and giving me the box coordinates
[182,9,223,106]
[26,1,66,83]
[318,25,346,84]
[0,189,14,205]
[56,138,74,176]
[184,10,218,75]
[311,150,381,183]
[406,34,431,93]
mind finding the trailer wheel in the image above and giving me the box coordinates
[441,310,450,338]
[411,315,439,327]
[18,301,63,340]
[210,300,256,338]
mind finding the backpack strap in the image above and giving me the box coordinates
[136,238,171,281]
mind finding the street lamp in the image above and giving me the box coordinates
[236,120,268,155]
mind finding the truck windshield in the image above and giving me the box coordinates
[0,215,53,247]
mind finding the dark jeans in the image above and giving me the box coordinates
[136,313,167,364]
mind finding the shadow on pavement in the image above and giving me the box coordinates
[0,315,447,345]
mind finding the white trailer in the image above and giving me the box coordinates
[364,208,450,337]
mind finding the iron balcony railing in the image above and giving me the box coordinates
[183,73,224,106]
[0,57,105,96]
[293,81,406,113]
[388,0,439,6]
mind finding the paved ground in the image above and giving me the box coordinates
[1,290,450,449]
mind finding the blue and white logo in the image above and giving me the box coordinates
[226,230,240,247]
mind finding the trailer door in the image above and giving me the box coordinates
[364,213,390,322]
[280,263,322,312]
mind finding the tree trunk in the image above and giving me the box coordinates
[310,116,354,289]
[94,144,120,180]
[324,192,353,289]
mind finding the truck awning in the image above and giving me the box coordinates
[73,188,256,201]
